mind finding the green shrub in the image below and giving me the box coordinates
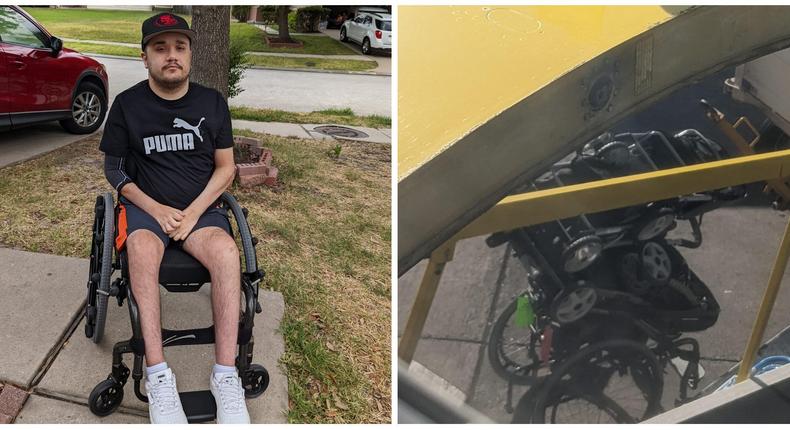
[288,10,297,31]
[231,5,250,23]
[295,6,329,33]
[228,40,250,98]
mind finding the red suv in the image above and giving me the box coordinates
[1,6,109,134]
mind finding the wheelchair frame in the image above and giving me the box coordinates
[84,191,269,422]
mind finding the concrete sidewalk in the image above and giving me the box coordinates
[232,119,391,144]
[0,247,287,424]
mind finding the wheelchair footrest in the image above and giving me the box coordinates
[180,390,216,423]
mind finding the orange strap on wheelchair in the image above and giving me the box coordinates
[115,204,128,251]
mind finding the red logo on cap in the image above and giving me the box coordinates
[155,14,178,27]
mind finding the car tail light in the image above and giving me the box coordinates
[375,30,382,39]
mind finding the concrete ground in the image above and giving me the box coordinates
[0,247,287,424]
[0,124,95,170]
[398,67,790,422]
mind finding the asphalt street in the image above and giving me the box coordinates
[96,55,391,116]
[398,67,790,422]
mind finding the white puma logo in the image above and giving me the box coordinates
[173,117,205,142]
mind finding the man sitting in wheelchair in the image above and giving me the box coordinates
[99,13,249,424]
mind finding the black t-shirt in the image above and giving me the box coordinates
[100,80,233,210]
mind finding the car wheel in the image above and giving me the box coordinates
[340,27,348,42]
[59,82,107,134]
[362,37,371,55]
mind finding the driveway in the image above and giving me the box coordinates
[321,28,391,75]
[0,123,93,169]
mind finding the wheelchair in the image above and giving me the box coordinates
[83,191,270,422]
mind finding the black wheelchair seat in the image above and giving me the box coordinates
[120,245,211,291]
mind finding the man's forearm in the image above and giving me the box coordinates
[184,164,236,216]
[121,183,166,216]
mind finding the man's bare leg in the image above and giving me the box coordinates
[126,229,166,366]
[183,226,240,366]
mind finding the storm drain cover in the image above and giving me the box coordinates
[314,125,369,139]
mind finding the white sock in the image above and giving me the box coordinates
[146,361,169,378]
[213,363,236,376]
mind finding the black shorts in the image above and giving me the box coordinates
[115,197,232,250]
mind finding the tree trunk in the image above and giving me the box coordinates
[190,6,231,100]
[277,6,291,41]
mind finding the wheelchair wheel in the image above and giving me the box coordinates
[89,378,124,417]
[487,297,549,384]
[243,364,270,398]
[85,192,114,344]
[530,339,663,424]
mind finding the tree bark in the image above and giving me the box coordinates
[190,6,231,100]
[277,6,292,41]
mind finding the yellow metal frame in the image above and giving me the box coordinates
[399,148,790,387]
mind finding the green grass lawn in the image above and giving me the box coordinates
[66,41,140,57]
[24,7,184,44]
[231,23,355,55]
[231,107,391,128]
[0,131,391,423]
[65,41,376,72]
[26,7,357,56]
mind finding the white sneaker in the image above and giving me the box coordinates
[210,371,250,424]
[146,368,188,424]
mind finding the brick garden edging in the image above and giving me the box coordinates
[234,136,279,188]
[264,36,304,48]
[0,383,28,424]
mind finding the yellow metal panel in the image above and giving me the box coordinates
[456,149,790,239]
[398,5,679,179]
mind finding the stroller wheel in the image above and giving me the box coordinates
[85,192,115,344]
[562,236,603,273]
[640,241,672,285]
[89,378,124,417]
[550,283,597,324]
[243,364,270,398]
[635,207,676,241]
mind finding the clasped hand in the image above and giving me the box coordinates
[154,205,199,241]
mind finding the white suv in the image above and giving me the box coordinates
[340,8,391,55]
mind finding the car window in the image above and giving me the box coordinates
[364,16,373,25]
[0,7,48,48]
[375,19,392,31]
[354,16,364,24]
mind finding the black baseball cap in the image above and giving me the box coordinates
[141,12,196,50]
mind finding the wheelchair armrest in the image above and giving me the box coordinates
[219,192,258,274]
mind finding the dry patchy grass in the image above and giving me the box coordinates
[0,131,391,423]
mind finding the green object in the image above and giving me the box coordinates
[515,296,534,328]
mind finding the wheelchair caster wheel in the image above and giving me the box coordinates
[84,321,94,339]
[89,379,124,417]
[243,364,270,399]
